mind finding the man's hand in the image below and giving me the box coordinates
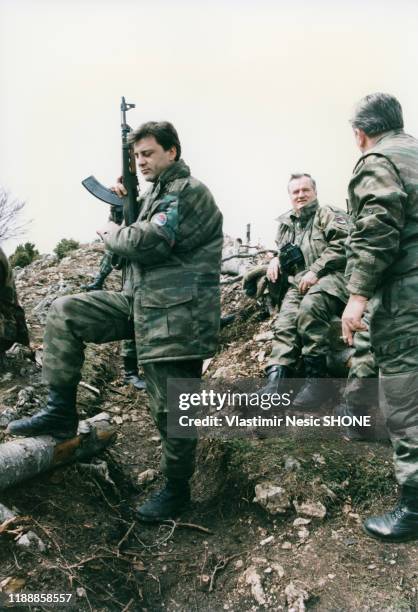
[298,270,318,294]
[266,257,280,283]
[97,221,120,240]
[110,176,127,198]
[341,294,368,346]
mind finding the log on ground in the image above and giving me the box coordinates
[0,412,116,491]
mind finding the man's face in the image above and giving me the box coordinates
[288,176,317,213]
[133,136,176,182]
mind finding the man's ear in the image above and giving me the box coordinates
[354,127,367,151]
[169,146,177,161]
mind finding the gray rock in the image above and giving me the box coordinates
[293,500,327,520]
[253,482,291,515]
[16,531,46,553]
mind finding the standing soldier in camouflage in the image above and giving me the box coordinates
[262,174,348,408]
[7,122,223,522]
[0,245,30,363]
[342,92,418,541]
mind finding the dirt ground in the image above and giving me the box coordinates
[0,244,417,612]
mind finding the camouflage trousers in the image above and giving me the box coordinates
[99,250,114,278]
[268,285,344,368]
[43,290,200,480]
[0,302,30,353]
[344,310,378,404]
[370,275,418,489]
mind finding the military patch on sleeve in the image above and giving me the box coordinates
[152,212,168,226]
[153,194,179,245]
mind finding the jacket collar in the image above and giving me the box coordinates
[154,159,190,190]
[290,199,319,223]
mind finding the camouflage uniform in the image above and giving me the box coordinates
[0,246,29,353]
[347,128,418,487]
[268,200,348,368]
[96,250,137,361]
[42,160,223,480]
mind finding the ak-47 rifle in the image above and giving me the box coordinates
[82,97,139,226]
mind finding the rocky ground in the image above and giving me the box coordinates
[0,243,417,611]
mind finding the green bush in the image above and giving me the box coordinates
[9,242,40,268]
[54,238,80,260]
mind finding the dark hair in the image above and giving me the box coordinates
[288,173,317,191]
[128,121,181,160]
[350,93,404,136]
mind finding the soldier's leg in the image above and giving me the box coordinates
[262,287,303,394]
[298,290,345,358]
[339,318,381,441]
[267,286,303,368]
[363,278,418,541]
[43,291,133,387]
[135,359,202,521]
[120,339,146,390]
[7,291,133,438]
[293,290,344,409]
[82,251,114,291]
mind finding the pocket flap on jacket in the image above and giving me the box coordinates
[141,287,193,308]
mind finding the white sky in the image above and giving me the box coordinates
[1,0,418,255]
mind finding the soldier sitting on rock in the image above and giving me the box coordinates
[0,245,30,368]
[260,173,349,410]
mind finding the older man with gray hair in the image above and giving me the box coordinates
[343,92,418,541]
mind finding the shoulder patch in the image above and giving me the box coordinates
[152,212,168,226]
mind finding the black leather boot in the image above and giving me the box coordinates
[293,355,330,410]
[81,273,107,291]
[363,485,418,542]
[6,386,78,439]
[257,365,292,395]
[123,357,146,391]
[135,479,191,522]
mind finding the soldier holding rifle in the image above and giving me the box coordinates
[7,101,223,522]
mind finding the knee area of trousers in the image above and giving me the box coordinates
[298,294,318,320]
[46,295,78,323]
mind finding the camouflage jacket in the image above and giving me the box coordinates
[104,160,223,363]
[0,246,30,351]
[275,200,349,301]
[346,129,418,297]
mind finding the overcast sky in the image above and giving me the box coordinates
[1,0,418,255]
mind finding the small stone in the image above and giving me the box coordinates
[260,535,274,546]
[367,564,377,570]
[271,563,285,578]
[16,531,46,553]
[284,456,301,472]
[293,500,327,520]
[285,581,311,611]
[312,453,326,465]
[253,482,291,515]
[76,587,87,597]
[327,574,335,580]
[293,518,311,527]
[254,331,274,342]
[234,559,244,569]
[297,527,310,541]
[137,468,158,485]
[282,541,292,550]
[264,567,272,574]
[244,566,266,606]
